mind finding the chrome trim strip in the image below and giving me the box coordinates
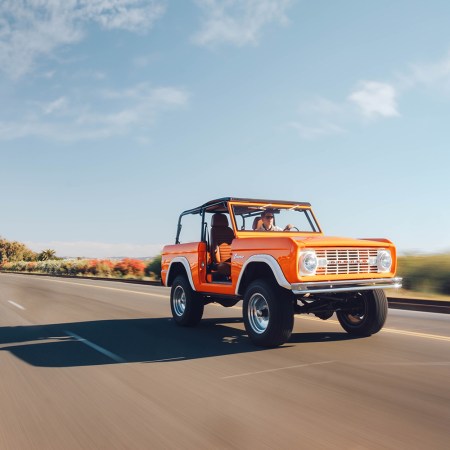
[291,277,402,295]
[291,277,402,289]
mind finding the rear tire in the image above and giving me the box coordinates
[337,289,388,336]
[170,275,204,326]
[243,280,294,347]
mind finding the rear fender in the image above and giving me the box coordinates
[167,257,196,291]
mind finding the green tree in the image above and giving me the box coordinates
[0,237,37,263]
[145,255,161,279]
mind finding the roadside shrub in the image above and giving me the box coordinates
[74,260,90,275]
[39,260,61,275]
[145,255,161,279]
[114,258,145,278]
[6,261,28,271]
[95,259,115,277]
[86,259,114,276]
[26,261,37,272]
[59,260,79,275]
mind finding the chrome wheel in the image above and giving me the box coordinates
[248,293,270,334]
[173,285,186,317]
[243,280,294,347]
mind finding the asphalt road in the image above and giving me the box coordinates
[0,273,449,450]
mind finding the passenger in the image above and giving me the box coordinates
[257,209,293,231]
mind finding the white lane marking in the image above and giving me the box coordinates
[65,331,126,363]
[381,328,450,342]
[211,304,450,342]
[294,315,450,342]
[8,301,25,310]
[222,360,334,379]
[363,362,450,366]
[149,357,185,362]
[1,274,169,298]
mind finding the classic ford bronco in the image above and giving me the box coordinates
[161,198,402,347]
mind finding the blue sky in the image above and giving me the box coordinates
[1,0,449,257]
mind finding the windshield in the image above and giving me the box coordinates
[231,204,320,233]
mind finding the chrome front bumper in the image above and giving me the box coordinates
[291,277,402,295]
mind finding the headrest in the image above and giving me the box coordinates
[252,216,262,230]
[211,213,229,227]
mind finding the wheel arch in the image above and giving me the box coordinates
[167,257,196,291]
[236,255,291,296]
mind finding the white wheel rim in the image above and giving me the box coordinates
[173,286,186,317]
[248,293,270,334]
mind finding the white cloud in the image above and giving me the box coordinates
[348,81,400,118]
[289,51,450,140]
[0,82,189,141]
[81,0,166,32]
[402,53,450,91]
[193,0,293,47]
[43,97,68,115]
[296,97,345,117]
[132,54,157,68]
[25,240,163,258]
[0,0,166,79]
[288,121,345,140]
[287,97,347,140]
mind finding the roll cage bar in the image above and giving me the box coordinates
[174,198,316,244]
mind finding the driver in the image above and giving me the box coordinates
[257,209,293,231]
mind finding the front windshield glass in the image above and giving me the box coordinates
[231,204,320,233]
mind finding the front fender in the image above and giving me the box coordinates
[235,254,291,295]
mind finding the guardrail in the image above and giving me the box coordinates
[387,297,450,314]
[1,271,449,314]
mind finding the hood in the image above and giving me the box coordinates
[291,235,393,249]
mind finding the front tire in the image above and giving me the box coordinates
[170,275,204,326]
[337,289,388,336]
[243,280,294,347]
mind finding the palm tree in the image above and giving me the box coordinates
[38,249,56,261]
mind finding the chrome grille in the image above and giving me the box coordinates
[316,248,379,275]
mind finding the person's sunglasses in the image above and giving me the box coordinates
[264,215,274,219]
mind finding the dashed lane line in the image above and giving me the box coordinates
[8,301,25,310]
[65,331,126,363]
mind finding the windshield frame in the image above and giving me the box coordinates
[229,201,322,235]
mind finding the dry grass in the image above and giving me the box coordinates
[397,253,450,298]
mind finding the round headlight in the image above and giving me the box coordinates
[377,250,392,273]
[300,251,318,276]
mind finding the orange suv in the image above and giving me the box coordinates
[161,198,402,347]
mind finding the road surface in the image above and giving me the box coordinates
[0,273,449,449]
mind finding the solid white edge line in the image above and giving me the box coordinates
[8,301,25,310]
[65,331,126,363]
[1,274,169,298]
